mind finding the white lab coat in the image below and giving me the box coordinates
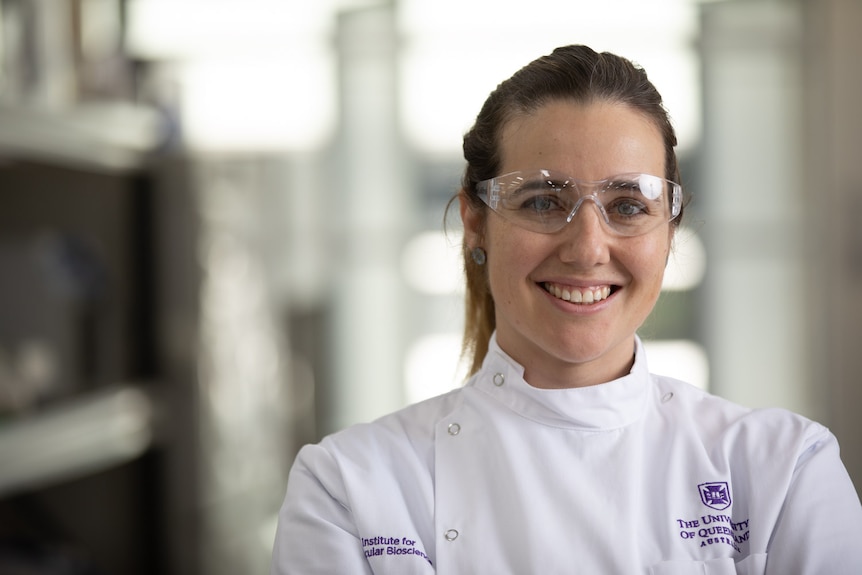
[271,335,862,574]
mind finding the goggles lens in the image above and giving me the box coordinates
[476,169,683,236]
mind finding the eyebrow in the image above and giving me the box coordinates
[605,178,641,189]
[509,176,569,195]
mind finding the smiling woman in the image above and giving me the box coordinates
[460,100,676,389]
[271,45,862,574]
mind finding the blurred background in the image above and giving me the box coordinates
[0,0,859,573]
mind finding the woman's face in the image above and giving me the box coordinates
[461,100,673,389]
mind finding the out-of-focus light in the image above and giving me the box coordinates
[127,0,383,57]
[398,0,700,155]
[0,386,154,497]
[178,58,336,151]
[405,333,466,403]
[643,339,710,390]
[401,231,464,295]
[664,226,707,291]
[126,1,329,58]
[126,0,342,151]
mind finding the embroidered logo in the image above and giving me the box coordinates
[698,481,731,510]
[361,535,432,565]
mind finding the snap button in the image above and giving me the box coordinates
[447,423,461,436]
[444,529,459,541]
[661,391,674,403]
[493,373,505,386]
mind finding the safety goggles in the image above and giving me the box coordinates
[476,169,683,237]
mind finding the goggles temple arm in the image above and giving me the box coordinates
[671,183,682,218]
[484,181,500,210]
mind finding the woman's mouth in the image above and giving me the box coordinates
[542,282,613,304]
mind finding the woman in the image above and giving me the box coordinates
[271,45,862,574]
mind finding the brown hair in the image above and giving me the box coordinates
[457,45,684,376]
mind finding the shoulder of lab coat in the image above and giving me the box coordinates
[765,422,862,574]
[653,376,862,573]
[270,389,463,575]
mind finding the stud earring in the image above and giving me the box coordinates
[471,247,486,266]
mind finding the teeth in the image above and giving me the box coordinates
[544,283,611,304]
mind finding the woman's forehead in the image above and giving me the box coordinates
[498,100,665,178]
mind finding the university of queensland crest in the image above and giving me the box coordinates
[698,482,732,511]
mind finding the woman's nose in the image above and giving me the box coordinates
[556,199,611,266]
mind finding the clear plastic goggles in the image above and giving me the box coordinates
[476,169,683,236]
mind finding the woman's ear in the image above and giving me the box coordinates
[460,191,484,248]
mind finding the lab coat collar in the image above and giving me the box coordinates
[471,333,650,430]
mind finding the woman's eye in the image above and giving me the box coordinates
[521,194,561,212]
[610,199,647,217]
